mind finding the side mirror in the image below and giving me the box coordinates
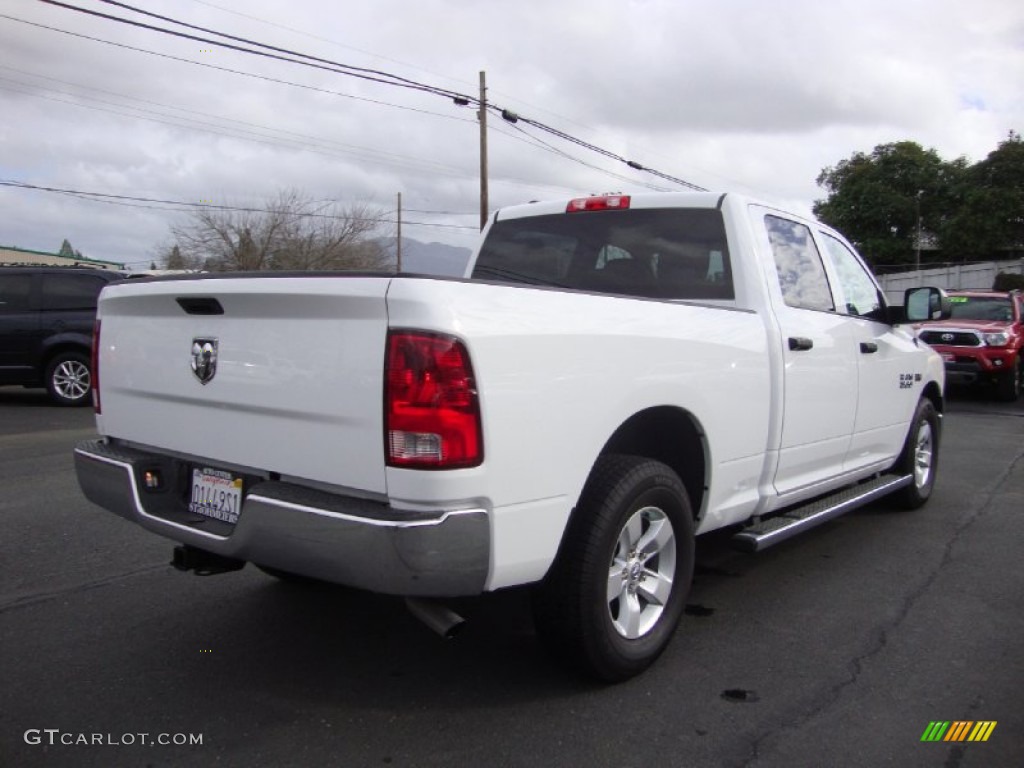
[904,287,951,322]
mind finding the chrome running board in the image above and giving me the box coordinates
[732,474,914,552]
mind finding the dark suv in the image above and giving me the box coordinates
[0,266,125,405]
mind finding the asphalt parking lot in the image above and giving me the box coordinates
[1,386,1022,768]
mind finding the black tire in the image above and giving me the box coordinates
[532,454,695,683]
[995,358,1021,402]
[44,351,92,407]
[892,398,940,509]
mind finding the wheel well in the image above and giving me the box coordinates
[599,406,707,520]
[43,343,90,371]
[922,381,944,415]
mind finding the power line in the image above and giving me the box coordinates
[36,0,474,102]
[0,60,630,198]
[95,0,469,101]
[0,180,480,230]
[0,81,470,179]
[403,208,478,216]
[181,0,705,190]
[0,71,475,178]
[184,0,704,188]
[185,0,480,96]
[28,1,708,191]
[492,122,671,192]
[501,109,705,191]
[186,0,715,186]
[1,12,473,124]
[0,76,577,194]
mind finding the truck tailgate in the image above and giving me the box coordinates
[95,275,391,495]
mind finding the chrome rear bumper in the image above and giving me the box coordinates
[74,439,489,596]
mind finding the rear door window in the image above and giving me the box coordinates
[0,274,33,313]
[40,273,107,311]
[473,208,734,300]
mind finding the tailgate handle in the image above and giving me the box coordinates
[176,297,224,315]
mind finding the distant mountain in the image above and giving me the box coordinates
[385,238,472,277]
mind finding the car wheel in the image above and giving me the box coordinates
[533,454,695,682]
[892,398,940,509]
[45,351,92,407]
[995,358,1021,402]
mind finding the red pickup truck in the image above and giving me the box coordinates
[916,289,1024,401]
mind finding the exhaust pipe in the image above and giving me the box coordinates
[405,597,466,639]
[171,545,246,576]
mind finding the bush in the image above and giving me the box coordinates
[993,272,1024,291]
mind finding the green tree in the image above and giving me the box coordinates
[58,238,76,258]
[940,131,1024,259]
[814,142,965,271]
[993,272,1024,291]
[164,244,188,270]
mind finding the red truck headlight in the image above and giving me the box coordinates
[384,331,483,469]
[983,331,1010,347]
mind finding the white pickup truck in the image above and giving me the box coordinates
[75,192,950,681]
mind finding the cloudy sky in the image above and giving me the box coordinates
[1,0,1021,269]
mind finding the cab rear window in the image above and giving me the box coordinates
[472,208,733,300]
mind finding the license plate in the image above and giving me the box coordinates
[189,467,243,524]
[942,353,955,363]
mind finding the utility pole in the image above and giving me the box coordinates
[479,71,488,231]
[396,191,402,273]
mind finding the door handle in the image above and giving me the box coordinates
[788,337,813,351]
[860,342,879,354]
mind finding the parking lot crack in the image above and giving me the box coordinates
[739,447,1024,767]
[0,563,169,615]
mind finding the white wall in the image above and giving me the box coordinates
[879,258,1024,303]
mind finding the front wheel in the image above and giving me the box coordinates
[892,398,940,509]
[45,351,92,407]
[995,358,1021,402]
[533,455,695,683]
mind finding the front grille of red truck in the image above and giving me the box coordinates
[918,330,981,347]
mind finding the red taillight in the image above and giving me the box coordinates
[566,194,631,212]
[385,331,482,469]
[91,318,101,414]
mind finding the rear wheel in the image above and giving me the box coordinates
[44,351,92,407]
[533,455,695,682]
[892,398,940,509]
